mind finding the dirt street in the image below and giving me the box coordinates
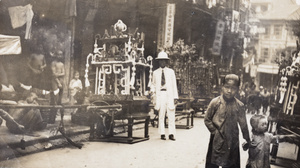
[0,116,287,168]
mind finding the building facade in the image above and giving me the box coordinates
[248,0,299,91]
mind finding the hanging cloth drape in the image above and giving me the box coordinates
[65,0,77,17]
[8,4,34,39]
[0,34,21,55]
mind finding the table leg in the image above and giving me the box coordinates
[191,111,194,127]
[186,113,190,127]
[110,111,115,137]
[145,116,149,138]
[127,118,133,142]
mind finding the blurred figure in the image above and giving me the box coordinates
[247,84,259,114]
[69,71,82,105]
[260,88,270,115]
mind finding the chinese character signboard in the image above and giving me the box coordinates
[164,3,175,48]
[212,20,225,55]
[157,13,164,50]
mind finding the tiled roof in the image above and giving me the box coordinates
[288,7,300,20]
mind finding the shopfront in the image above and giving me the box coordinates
[256,63,279,91]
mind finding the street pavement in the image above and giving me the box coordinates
[0,113,292,168]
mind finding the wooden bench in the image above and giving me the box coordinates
[150,97,195,129]
[175,106,195,129]
[87,97,151,144]
[89,112,150,144]
[191,98,210,115]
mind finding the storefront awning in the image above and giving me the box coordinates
[257,63,279,74]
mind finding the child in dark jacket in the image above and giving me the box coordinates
[244,115,296,168]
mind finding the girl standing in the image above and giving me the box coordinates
[69,71,82,105]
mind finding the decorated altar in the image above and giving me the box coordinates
[83,20,152,143]
[85,20,152,101]
[269,45,300,166]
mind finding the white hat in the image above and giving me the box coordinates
[156,51,169,60]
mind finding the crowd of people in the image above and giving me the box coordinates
[0,51,83,135]
[238,82,274,115]
[0,50,296,167]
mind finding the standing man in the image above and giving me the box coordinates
[151,51,178,141]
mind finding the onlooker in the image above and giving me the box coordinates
[204,74,250,168]
[6,92,47,134]
[69,71,82,105]
[244,115,295,168]
[260,88,270,114]
[50,51,65,105]
[0,84,47,134]
[247,84,260,114]
[151,51,178,141]
[24,53,47,89]
[49,51,65,123]
[0,109,25,133]
[269,88,276,104]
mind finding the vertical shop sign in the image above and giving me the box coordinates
[231,10,239,33]
[164,3,175,48]
[250,65,257,77]
[157,12,165,50]
[212,20,225,55]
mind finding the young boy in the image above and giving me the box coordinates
[204,74,250,167]
[244,115,295,168]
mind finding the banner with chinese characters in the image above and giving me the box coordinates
[164,3,175,48]
[212,20,225,55]
[157,10,165,50]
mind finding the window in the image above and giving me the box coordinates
[263,25,270,39]
[274,25,282,39]
[260,48,269,62]
[262,48,269,57]
[287,29,295,41]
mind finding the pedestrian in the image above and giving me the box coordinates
[151,51,178,141]
[204,74,250,168]
[247,84,259,114]
[254,91,262,115]
[244,115,295,168]
[260,88,270,114]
